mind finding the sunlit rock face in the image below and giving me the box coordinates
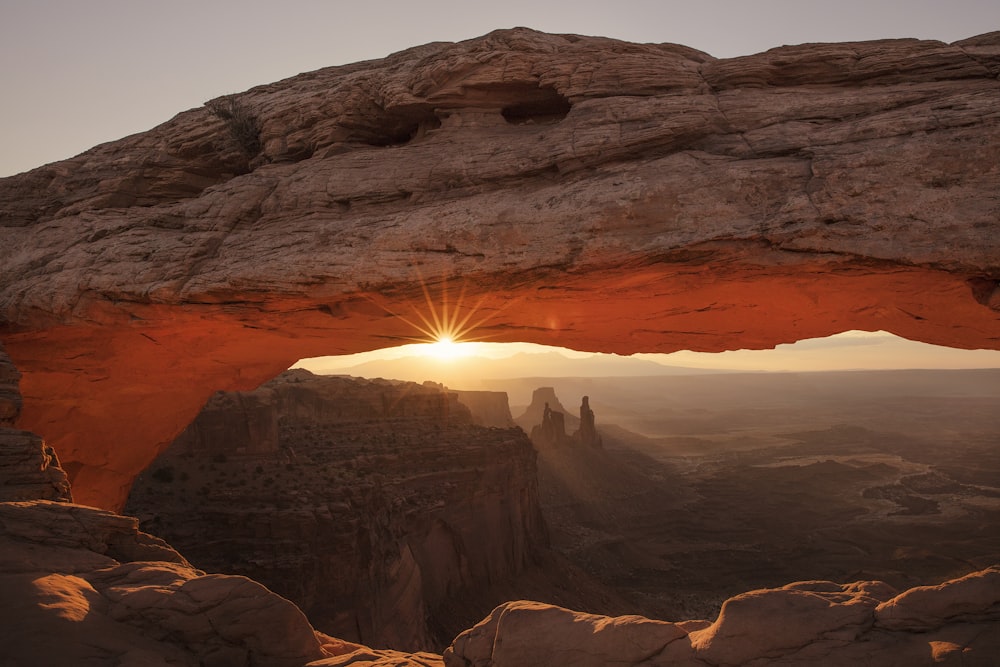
[444,569,1000,666]
[1,28,999,509]
[0,500,328,666]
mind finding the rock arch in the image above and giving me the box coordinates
[1,28,998,509]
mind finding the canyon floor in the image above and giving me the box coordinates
[126,367,1000,656]
[497,369,1000,622]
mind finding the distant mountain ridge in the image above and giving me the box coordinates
[308,350,729,390]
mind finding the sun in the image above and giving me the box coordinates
[375,274,511,362]
[422,335,476,361]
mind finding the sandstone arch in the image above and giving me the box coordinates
[1,28,999,509]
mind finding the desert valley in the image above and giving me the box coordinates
[124,364,1000,656]
[2,19,1000,667]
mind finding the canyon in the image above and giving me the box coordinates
[125,370,619,651]
[4,350,1000,664]
[1,26,999,666]
[510,373,1000,622]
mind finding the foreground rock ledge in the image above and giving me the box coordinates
[0,499,448,667]
[2,500,997,667]
[445,573,1000,666]
[1,29,999,507]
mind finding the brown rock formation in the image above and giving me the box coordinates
[126,371,551,651]
[576,396,602,448]
[517,388,577,435]
[530,402,570,448]
[0,500,329,666]
[444,568,1000,666]
[449,389,517,428]
[0,341,21,426]
[521,387,603,449]
[0,430,73,502]
[0,341,71,502]
[0,356,438,665]
[0,29,998,509]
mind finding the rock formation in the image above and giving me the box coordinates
[530,403,569,448]
[0,430,73,502]
[0,341,20,426]
[576,396,602,448]
[444,568,1000,666]
[449,389,517,428]
[522,387,603,449]
[0,347,441,667]
[517,388,578,436]
[0,29,997,508]
[126,371,552,651]
[0,500,333,667]
[0,341,71,502]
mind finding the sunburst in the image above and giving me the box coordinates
[377,275,505,360]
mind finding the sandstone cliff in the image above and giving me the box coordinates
[127,371,552,651]
[0,29,997,509]
[0,341,71,503]
[449,389,517,429]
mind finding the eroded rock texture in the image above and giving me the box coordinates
[1,29,998,508]
[444,568,1000,666]
[126,371,551,651]
[0,342,71,502]
[0,500,331,666]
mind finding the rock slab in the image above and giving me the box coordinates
[445,569,1000,666]
[0,500,329,667]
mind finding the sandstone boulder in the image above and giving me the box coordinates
[686,580,892,664]
[445,569,1000,666]
[875,565,1000,631]
[444,600,686,667]
[0,500,327,666]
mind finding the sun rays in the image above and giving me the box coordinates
[376,275,505,362]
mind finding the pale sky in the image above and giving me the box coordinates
[2,0,999,176]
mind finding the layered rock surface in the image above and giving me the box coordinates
[0,499,333,666]
[0,345,439,666]
[4,495,997,667]
[0,29,998,508]
[445,568,1000,666]
[126,371,556,650]
[0,341,71,503]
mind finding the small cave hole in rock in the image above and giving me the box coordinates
[366,106,443,147]
[122,330,1000,653]
[501,86,572,125]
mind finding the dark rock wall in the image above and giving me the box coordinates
[126,371,547,651]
